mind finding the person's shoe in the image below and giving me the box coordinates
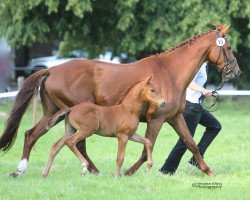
[158,168,175,175]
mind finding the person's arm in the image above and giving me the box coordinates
[188,81,212,97]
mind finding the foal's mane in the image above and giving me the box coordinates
[157,30,214,56]
[115,79,144,105]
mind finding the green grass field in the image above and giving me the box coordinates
[0,98,249,200]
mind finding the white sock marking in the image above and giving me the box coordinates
[17,159,28,172]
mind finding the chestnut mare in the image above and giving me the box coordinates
[0,24,240,177]
[42,76,166,177]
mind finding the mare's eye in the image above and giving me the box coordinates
[151,89,155,93]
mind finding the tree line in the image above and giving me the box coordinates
[0,0,249,88]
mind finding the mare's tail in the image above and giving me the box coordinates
[46,108,71,129]
[0,69,50,152]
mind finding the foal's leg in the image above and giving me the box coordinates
[129,133,153,172]
[64,129,94,176]
[76,140,100,174]
[125,117,165,175]
[116,135,129,177]
[43,118,77,177]
[42,136,66,177]
[168,113,213,176]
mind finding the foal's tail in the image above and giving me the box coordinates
[0,69,50,152]
[46,108,71,129]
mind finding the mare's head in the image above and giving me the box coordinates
[138,76,166,108]
[208,24,241,82]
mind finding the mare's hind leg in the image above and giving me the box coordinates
[10,84,99,177]
[10,81,59,178]
[10,116,50,177]
[129,133,153,172]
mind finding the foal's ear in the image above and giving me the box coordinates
[143,75,153,84]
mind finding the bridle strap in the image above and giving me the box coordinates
[214,31,237,79]
[200,31,238,111]
[198,31,237,112]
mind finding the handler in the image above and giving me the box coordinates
[160,62,222,175]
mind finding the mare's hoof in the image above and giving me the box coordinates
[89,169,100,175]
[9,170,23,178]
[124,169,135,176]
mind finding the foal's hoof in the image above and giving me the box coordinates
[42,172,48,178]
[81,171,87,176]
[144,168,150,173]
[206,170,215,177]
[9,170,23,178]
[81,169,88,176]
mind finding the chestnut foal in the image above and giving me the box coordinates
[42,76,166,177]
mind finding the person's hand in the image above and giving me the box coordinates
[201,89,212,97]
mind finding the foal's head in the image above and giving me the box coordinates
[208,24,241,82]
[138,76,166,108]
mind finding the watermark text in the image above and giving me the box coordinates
[192,182,222,189]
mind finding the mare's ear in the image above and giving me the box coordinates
[220,24,231,37]
[212,23,224,31]
[212,23,231,37]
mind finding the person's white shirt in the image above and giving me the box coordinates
[186,62,208,103]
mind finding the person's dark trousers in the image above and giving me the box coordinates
[160,100,222,175]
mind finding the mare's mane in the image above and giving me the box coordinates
[116,28,218,104]
[156,30,213,56]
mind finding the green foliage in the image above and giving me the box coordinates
[0,0,249,86]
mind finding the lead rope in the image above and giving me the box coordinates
[199,81,224,112]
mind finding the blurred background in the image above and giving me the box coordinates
[0,0,249,92]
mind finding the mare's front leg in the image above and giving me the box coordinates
[168,113,214,176]
[125,116,165,175]
[129,133,153,172]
